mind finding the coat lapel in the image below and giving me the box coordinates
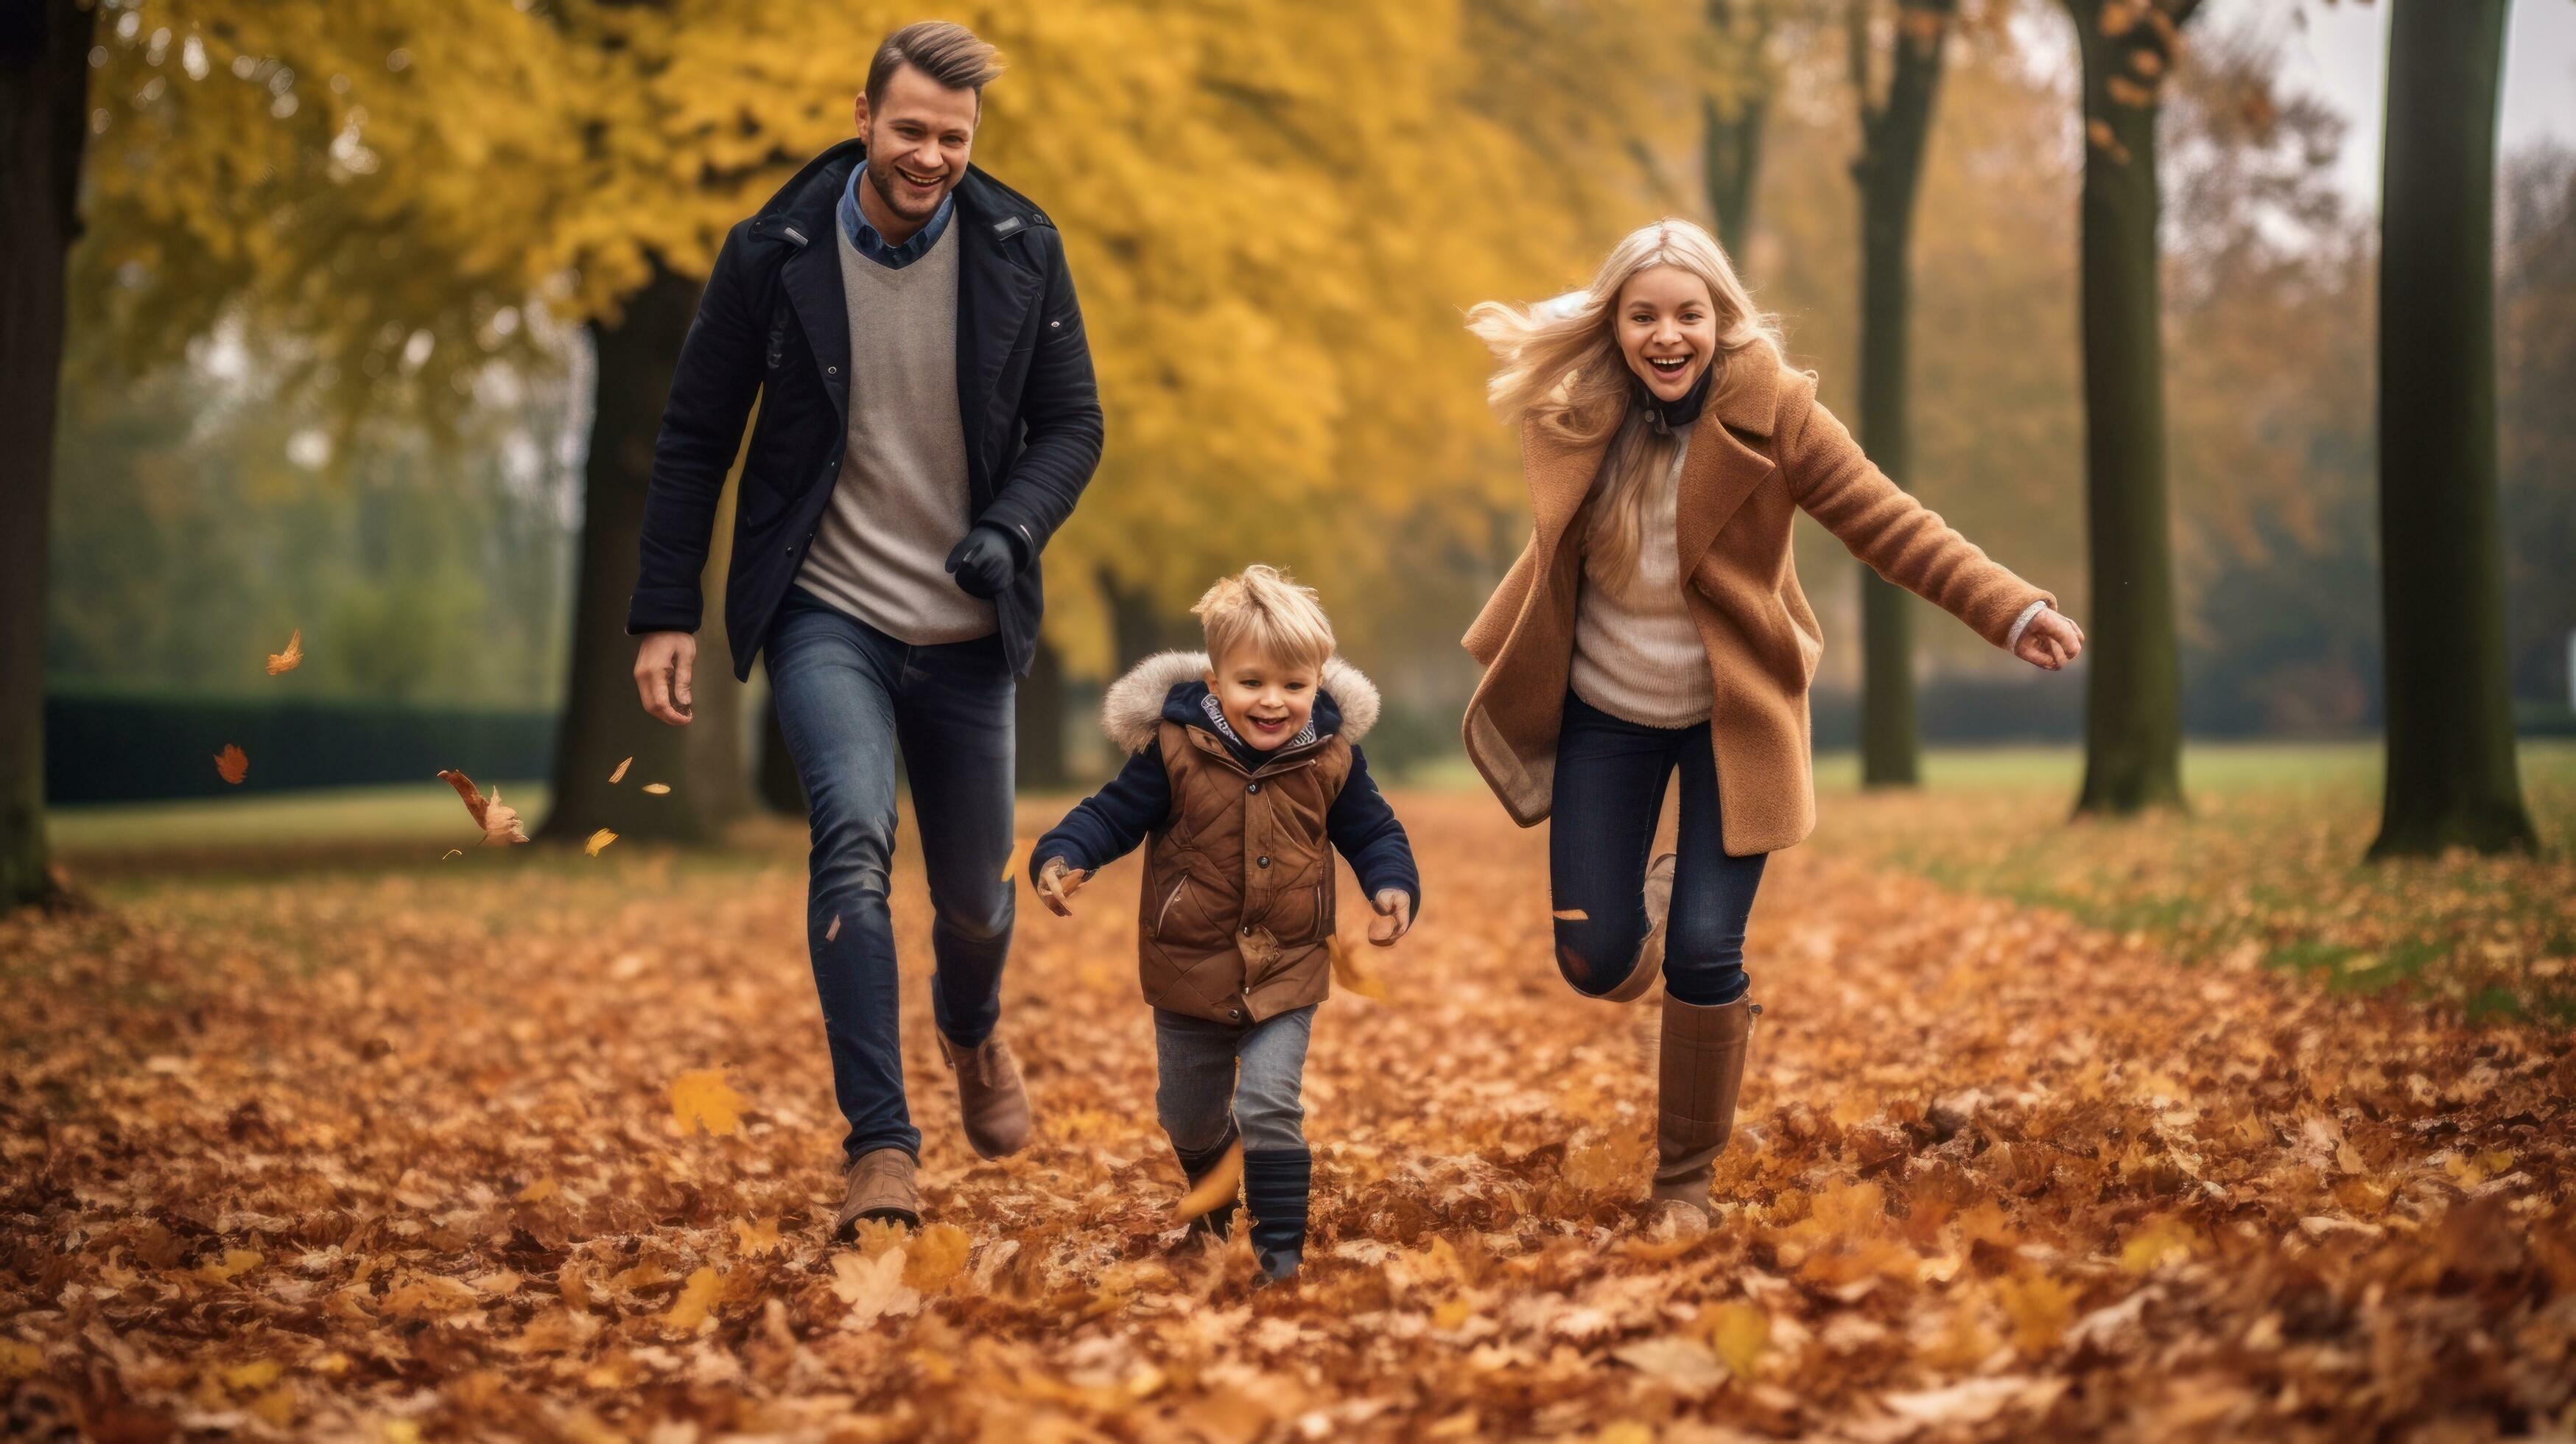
[781,236,852,424]
[1674,356,1782,574]
[952,173,1041,486]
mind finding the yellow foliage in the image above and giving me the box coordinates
[669,1067,745,1136]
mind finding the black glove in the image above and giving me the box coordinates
[944,524,1022,600]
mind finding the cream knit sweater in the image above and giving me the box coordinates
[1568,433,1716,729]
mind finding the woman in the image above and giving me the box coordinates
[1460,219,2083,1236]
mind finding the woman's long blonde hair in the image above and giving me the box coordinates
[1466,219,1781,589]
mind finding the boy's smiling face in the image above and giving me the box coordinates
[1206,646,1319,749]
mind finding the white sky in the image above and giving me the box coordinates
[2225,0,2576,206]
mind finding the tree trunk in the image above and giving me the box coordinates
[2370,0,2535,858]
[541,264,714,843]
[2067,0,2191,816]
[1702,0,1773,259]
[1851,0,1954,788]
[1015,634,1069,791]
[0,0,94,909]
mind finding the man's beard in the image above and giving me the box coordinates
[868,163,951,223]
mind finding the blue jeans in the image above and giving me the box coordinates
[1548,691,1768,1005]
[1153,1005,1316,1154]
[768,587,1017,1163]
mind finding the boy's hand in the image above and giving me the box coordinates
[1035,858,1091,917]
[1367,889,1414,947]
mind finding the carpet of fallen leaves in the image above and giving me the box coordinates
[1812,745,2576,1026]
[4,792,2572,1442]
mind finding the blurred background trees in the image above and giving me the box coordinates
[17,0,2576,892]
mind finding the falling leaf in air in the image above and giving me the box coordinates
[1000,837,1033,883]
[1552,907,1588,921]
[440,849,463,862]
[1176,1138,1245,1222]
[438,770,529,846]
[824,914,842,942]
[264,628,303,676]
[608,757,632,784]
[585,828,618,857]
[641,782,671,795]
[670,1068,745,1137]
[1328,934,1389,1000]
[213,745,250,785]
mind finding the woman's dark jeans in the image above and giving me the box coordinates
[1548,691,1767,1006]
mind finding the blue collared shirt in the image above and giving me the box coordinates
[840,161,955,269]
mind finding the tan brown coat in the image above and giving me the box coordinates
[1461,360,2053,855]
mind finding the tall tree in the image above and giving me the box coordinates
[2370,0,2535,858]
[0,0,95,908]
[1705,0,1778,256]
[2065,0,2199,815]
[1848,0,1957,788]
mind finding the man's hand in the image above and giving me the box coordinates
[1035,857,1091,917]
[1367,889,1414,947]
[2013,609,2085,672]
[944,525,1021,600]
[634,631,698,726]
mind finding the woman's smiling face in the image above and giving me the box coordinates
[1617,264,1719,402]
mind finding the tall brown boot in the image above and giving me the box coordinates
[1648,993,1758,1234]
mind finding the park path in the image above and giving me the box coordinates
[2,793,2568,1441]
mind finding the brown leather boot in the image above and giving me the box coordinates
[835,1147,920,1237]
[1600,852,1678,1004]
[938,1031,1032,1160]
[1648,993,1758,1235]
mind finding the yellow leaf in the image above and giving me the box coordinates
[904,1223,973,1289]
[250,1384,299,1427]
[1998,1272,2080,1356]
[1328,934,1389,1000]
[664,1266,723,1331]
[1000,837,1032,882]
[2119,1216,2196,1274]
[1176,1138,1245,1222]
[670,1068,745,1137]
[733,1218,782,1256]
[215,744,250,785]
[641,782,671,794]
[608,756,632,784]
[1710,1300,1768,1379]
[517,1177,557,1202]
[221,1358,285,1391]
[264,628,303,676]
[585,828,618,857]
[1551,908,1587,921]
[0,1339,43,1379]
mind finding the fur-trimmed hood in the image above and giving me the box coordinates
[1101,651,1383,756]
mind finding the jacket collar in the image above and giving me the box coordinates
[1101,650,1383,756]
[1521,351,1784,578]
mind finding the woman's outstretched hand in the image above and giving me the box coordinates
[2014,609,2086,671]
[1034,858,1090,917]
[1368,889,1414,947]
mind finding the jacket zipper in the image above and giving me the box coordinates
[1154,877,1189,936]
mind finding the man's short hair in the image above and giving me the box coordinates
[1193,565,1337,675]
[865,21,1005,111]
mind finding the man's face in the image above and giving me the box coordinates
[854,63,979,225]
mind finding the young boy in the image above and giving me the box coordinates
[1031,565,1420,1280]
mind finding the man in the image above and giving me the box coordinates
[626,21,1102,1235]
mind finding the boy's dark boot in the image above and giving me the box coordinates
[1174,1122,1240,1241]
[1242,1146,1313,1280]
[1648,994,1758,1237]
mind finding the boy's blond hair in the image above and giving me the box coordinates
[1192,565,1336,674]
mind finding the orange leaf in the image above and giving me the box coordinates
[585,829,618,857]
[671,1068,745,1137]
[608,757,632,784]
[438,771,528,845]
[264,628,303,676]
[1175,1138,1244,1222]
[214,745,250,785]
[641,782,671,795]
[1328,934,1389,1000]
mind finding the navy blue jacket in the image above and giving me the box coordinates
[1035,679,1421,917]
[626,140,1104,680]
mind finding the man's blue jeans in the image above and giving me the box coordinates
[768,587,1017,1164]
